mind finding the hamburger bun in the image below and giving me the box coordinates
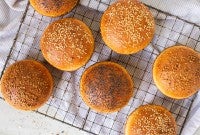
[0,60,54,111]
[40,18,94,71]
[153,45,200,99]
[125,105,177,135]
[30,0,78,17]
[101,0,155,54]
[80,61,134,113]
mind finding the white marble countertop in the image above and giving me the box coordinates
[0,99,88,135]
[1,98,200,135]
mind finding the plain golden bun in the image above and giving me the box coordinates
[0,60,53,111]
[153,45,200,99]
[80,61,134,113]
[30,0,78,17]
[100,0,155,54]
[125,105,177,135]
[41,18,94,71]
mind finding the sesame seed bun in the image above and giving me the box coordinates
[100,0,155,54]
[30,0,78,17]
[153,45,200,99]
[0,60,54,111]
[125,105,177,135]
[80,61,134,113]
[40,18,94,71]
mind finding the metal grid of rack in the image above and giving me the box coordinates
[1,0,200,135]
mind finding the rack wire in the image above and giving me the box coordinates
[0,0,200,135]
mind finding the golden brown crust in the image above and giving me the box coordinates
[153,45,200,99]
[0,60,54,111]
[30,0,78,17]
[40,18,94,71]
[80,61,134,113]
[100,0,155,54]
[125,105,177,135]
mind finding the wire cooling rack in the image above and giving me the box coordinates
[1,0,200,135]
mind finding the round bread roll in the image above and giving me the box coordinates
[0,60,53,111]
[30,0,78,17]
[125,105,177,135]
[40,18,94,71]
[80,61,134,113]
[101,0,155,54]
[153,45,200,99]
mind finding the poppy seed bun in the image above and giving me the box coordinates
[30,0,78,17]
[0,60,53,111]
[80,61,134,113]
[153,45,200,99]
[40,18,94,71]
[125,105,177,135]
[101,0,155,54]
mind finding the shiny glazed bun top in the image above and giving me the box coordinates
[40,18,94,71]
[125,105,177,135]
[101,0,155,54]
[153,45,200,99]
[80,61,134,113]
[30,0,78,17]
[1,60,54,111]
